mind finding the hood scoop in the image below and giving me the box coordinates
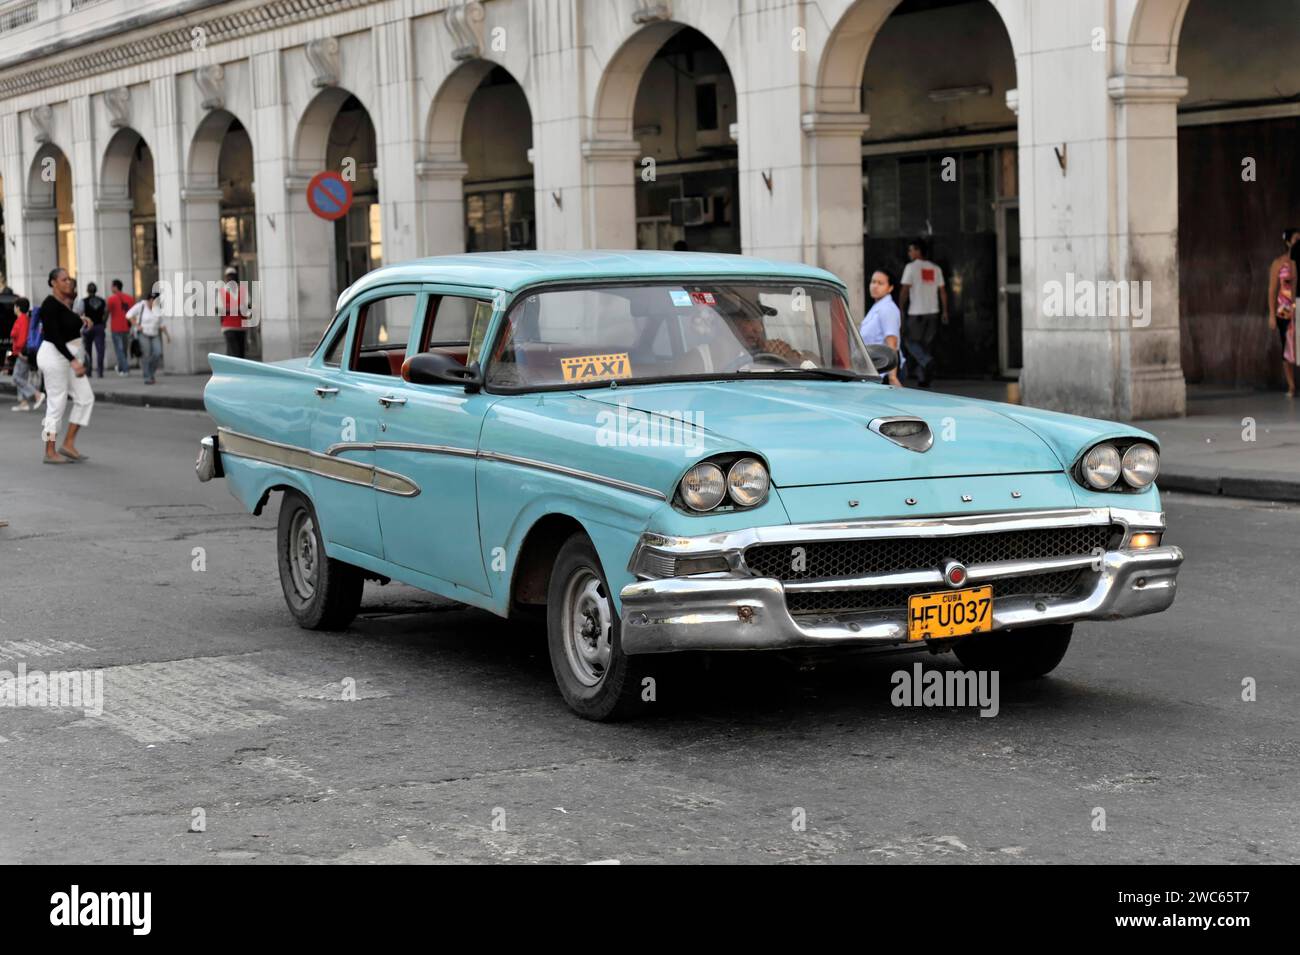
[869,416,933,452]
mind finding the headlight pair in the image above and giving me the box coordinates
[680,457,770,511]
[1079,442,1159,491]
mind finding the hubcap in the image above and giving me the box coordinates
[562,569,612,687]
[288,510,318,600]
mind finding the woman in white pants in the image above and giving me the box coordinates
[36,268,94,463]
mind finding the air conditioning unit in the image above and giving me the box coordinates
[670,197,709,227]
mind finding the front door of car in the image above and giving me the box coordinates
[307,301,386,559]
[372,290,497,596]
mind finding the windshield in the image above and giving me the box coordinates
[485,281,878,390]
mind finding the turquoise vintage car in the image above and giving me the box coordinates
[197,251,1183,719]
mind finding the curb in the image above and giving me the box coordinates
[1158,470,1300,504]
[0,378,205,411]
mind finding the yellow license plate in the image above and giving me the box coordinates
[907,586,993,641]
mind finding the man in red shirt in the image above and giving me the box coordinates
[220,266,251,359]
[106,279,136,376]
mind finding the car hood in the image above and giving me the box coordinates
[579,380,1067,487]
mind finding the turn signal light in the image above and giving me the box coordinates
[1128,532,1161,549]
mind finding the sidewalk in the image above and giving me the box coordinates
[935,379,1300,503]
[4,370,1298,502]
[1,370,208,411]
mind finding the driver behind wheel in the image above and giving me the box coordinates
[731,314,811,365]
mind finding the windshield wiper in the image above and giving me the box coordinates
[735,367,873,382]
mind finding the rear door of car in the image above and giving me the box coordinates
[371,286,499,595]
[306,287,421,559]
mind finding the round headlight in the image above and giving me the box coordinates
[680,462,726,511]
[727,457,770,507]
[1121,443,1159,488]
[1081,443,1122,490]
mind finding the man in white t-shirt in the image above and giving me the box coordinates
[898,240,948,388]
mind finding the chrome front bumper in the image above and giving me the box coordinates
[619,507,1183,655]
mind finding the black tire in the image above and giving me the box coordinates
[276,490,364,630]
[952,623,1073,679]
[546,533,652,721]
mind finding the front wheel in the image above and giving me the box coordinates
[277,490,364,630]
[546,534,651,720]
[952,623,1073,679]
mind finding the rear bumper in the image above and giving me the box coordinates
[195,434,223,482]
[619,542,1183,655]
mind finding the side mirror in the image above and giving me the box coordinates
[865,343,899,374]
[402,352,483,393]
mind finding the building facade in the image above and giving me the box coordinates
[0,0,1295,419]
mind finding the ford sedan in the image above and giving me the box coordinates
[197,251,1183,719]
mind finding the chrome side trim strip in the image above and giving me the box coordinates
[229,429,664,501]
[325,440,478,459]
[217,428,420,497]
[477,450,668,501]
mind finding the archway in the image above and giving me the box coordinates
[853,0,1019,381]
[423,60,534,254]
[100,127,156,298]
[26,143,74,286]
[187,108,258,363]
[290,88,378,350]
[1171,0,1300,389]
[627,26,739,253]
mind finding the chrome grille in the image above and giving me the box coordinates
[745,525,1116,581]
[785,570,1087,617]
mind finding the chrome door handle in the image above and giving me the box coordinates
[378,395,407,407]
[314,386,339,397]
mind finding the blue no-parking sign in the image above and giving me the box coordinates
[306,171,354,221]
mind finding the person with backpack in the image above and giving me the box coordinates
[36,268,94,463]
[8,296,44,412]
[79,282,108,378]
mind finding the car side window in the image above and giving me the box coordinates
[321,317,349,368]
[418,295,493,364]
[350,294,418,376]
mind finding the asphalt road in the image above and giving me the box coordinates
[0,401,1297,864]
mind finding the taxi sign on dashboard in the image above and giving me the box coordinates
[560,352,633,383]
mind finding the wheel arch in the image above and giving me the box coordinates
[508,513,588,616]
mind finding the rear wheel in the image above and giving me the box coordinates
[546,533,651,720]
[952,624,1073,679]
[277,490,364,630]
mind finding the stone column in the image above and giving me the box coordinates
[371,19,423,269]
[178,186,225,369]
[67,97,102,290]
[581,138,641,250]
[529,0,585,248]
[250,49,296,362]
[153,75,203,373]
[1016,7,1186,421]
[93,197,135,292]
[800,112,871,316]
[415,159,469,255]
[1106,74,1188,419]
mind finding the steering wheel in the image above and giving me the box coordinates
[724,351,792,373]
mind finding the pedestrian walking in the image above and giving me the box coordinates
[898,239,949,388]
[79,282,108,378]
[127,289,168,385]
[860,268,905,387]
[106,279,136,376]
[7,296,45,412]
[35,268,94,463]
[1267,227,1298,398]
[219,266,250,359]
